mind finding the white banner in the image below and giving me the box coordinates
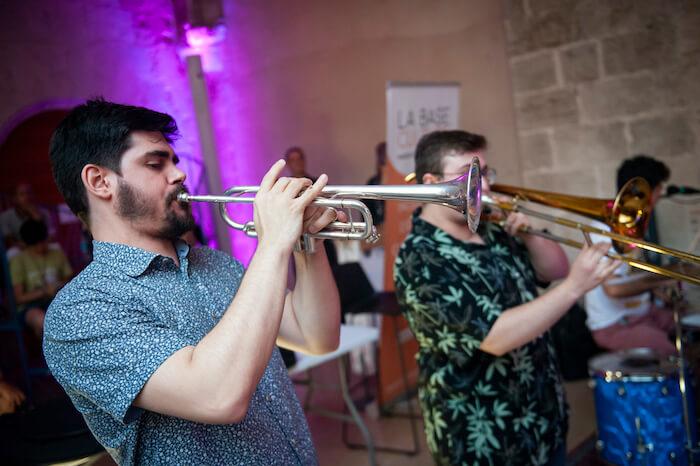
[386,81,460,176]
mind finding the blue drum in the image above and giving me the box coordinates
[589,348,697,465]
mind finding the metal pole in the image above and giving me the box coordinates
[185,53,231,254]
[672,286,695,465]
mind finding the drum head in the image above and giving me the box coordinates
[588,348,677,379]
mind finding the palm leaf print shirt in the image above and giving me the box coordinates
[43,240,317,466]
[394,214,567,466]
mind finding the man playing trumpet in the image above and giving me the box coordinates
[43,99,342,465]
[394,130,619,465]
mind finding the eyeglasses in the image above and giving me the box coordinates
[441,167,497,184]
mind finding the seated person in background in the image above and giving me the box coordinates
[9,219,73,337]
[0,183,55,250]
[284,146,317,182]
[0,370,25,415]
[0,371,25,415]
[585,155,676,356]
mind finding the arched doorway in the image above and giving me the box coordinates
[0,109,69,207]
[0,109,87,271]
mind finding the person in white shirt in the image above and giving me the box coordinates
[585,155,676,356]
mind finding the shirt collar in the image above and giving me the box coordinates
[92,240,191,277]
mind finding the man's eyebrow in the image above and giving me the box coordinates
[143,150,179,164]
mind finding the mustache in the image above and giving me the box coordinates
[166,185,190,204]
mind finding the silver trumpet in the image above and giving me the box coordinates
[178,157,482,252]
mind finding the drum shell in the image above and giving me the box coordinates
[592,373,696,465]
[589,349,698,465]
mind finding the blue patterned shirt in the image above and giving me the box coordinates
[43,240,317,465]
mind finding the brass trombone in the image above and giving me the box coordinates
[178,158,482,253]
[483,179,700,286]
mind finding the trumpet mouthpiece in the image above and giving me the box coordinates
[177,192,190,202]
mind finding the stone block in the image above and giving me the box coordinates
[660,153,700,188]
[552,123,627,167]
[656,55,700,109]
[560,42,599,83]
[602,22,675,76]
[503,0,526,20]
[524,169,597,197]
[506,15,535,56]
[516,88,579,130]
[506,10,579,56]
[518,131,553,170]
[574,0,670,39]
[511,52,557,92]
[630,114,696,158]
[528,0,576,16]
[579,75,662,120]
[676,2,700,56]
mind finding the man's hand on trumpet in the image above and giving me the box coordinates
[253,160,347,254]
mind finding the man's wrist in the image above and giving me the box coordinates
[255,242,293,264]
[558,278,582,302]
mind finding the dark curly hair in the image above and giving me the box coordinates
[49,98,179,224]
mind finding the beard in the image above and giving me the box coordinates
[116,179,195,240]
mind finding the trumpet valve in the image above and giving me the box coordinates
[366,226,380,244]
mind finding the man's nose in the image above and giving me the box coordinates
[170,166,186,184]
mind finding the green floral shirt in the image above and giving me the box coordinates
[394,214,567,466]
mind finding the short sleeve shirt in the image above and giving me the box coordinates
[10,247,73,293]
[394,214,567,465]
[43,240,317,465]
[584,221,651,330]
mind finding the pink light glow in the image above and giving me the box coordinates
[184,25,226,49]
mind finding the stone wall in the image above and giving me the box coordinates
[505,0,700,197]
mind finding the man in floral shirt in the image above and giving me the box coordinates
[394,130,619,465]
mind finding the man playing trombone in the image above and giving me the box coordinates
[43,99,342,465]
[394,130,619,466]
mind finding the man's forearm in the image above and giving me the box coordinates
[285,244,341,354]
[480,281,580,356]
[183,246,292,416]
[603,273,671,298]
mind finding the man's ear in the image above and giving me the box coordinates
[422,172,441,185]
[81,164,114,201]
